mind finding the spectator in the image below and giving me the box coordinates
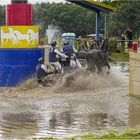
[124,27,133,50]
[120,34,126,53]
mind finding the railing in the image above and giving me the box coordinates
[117,40,140,53]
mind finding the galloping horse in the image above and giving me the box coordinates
[77,39,110,73]
[77,50,110,73]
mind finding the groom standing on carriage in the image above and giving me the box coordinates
[62,41,82,68]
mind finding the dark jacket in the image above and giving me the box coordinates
[63,45,74,56]
[36,63,48,80]
[49,48,57,62]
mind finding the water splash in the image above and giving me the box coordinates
[53,70,124,93]
[46,25,61,44]
[0,63,128,100]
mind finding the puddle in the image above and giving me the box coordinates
[0,62,140,139]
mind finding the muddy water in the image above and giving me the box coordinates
[0,62,140,139]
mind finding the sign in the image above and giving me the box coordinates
[1,26,39,48]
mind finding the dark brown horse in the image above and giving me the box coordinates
[77,49,110,73]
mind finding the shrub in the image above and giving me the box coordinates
[108,37,117,52]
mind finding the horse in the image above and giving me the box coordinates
[27,29,39,45]
[1,28,17,45]
[14,30,30,45]
[77,49,110,74]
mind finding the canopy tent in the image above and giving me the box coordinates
[66,0,115,40]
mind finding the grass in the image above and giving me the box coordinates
[109,52,129,61]
[32,129,140,140]
[68,130,140,140]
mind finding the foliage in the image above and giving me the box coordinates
[103,0,129,8]
[0,5,5,26]
[110,1,140,37]
[33,2,97,37]
[109,52,129,61]
[33,0,140,38]
[108,37,117,52]
[0,1,140,39]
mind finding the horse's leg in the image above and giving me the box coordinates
[104,61,110,75]
[106,61,110,70]
[96,64,102,74]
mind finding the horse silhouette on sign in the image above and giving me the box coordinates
[1,28,17,45]
[27,29,38,45]
[14,30,30,45]
[1,28,39,46]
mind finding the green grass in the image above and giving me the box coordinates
[33,129,140,140]
[68,130,140,140]
[109,52,129,61]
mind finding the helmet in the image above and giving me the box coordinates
[64,41,69,46]
[38,57,44,63]
[50,41,57,47]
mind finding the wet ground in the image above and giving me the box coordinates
[0,62,140,139]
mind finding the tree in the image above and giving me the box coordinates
[0,5,5,26]
[110,1,140,37]
[33,3,97,37]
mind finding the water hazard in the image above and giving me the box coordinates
[0,62,140,139]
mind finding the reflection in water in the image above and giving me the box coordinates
[49,114,57,130]
[0,63,139,139]
[0,113,38,139]
[59,111,72,128]
[88,113,108,129]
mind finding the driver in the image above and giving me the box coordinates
[49,41,68,74]
[63,41,82,68]
[36,57,54,86]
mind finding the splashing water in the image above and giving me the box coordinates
[17,65,126,94]
[53,69,125,93]
[0,63,131,140]
[46,25,61,44]
[0,63,128,101]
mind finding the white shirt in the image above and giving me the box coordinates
[41,64,52,73]
[54,48,68,58]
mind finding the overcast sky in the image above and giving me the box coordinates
[0,0,65,5]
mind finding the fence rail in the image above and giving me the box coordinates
[117,40,140,53]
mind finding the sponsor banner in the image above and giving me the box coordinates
[1,26,39,48]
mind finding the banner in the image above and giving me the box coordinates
[0,26,39,48]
